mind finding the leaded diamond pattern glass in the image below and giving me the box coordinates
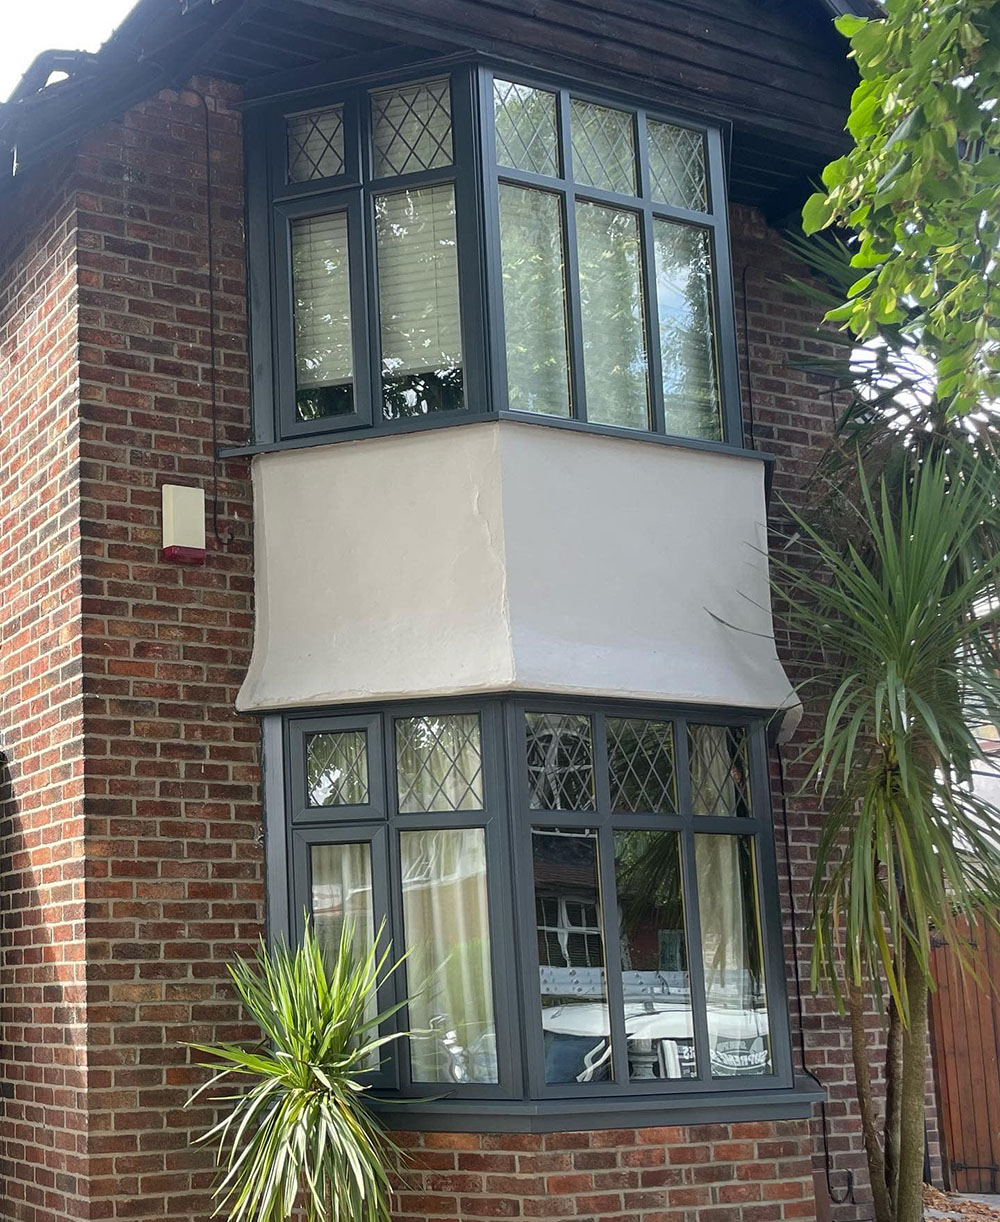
[287,106,345,182]
[688,724,752,817]
[607,718,677,813]
[647,119,708,212]
[306,731,369,807]
[570,99,636,196]
[493,79,560,177]
[372,78,453,178]
[395,714,483,812]
[526,713,595,811]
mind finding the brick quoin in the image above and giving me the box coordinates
[0,76,922,1222]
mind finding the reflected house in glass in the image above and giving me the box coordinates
[0,1,880,1219]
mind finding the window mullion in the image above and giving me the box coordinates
[635,111,666,436]
[360,194,384,427]
[705,126,743,447]
[596,821,630,1087]
[674,720,714,1084]
[480,68,512,417]
[452,66,490,416]
[385,809,418,1092]
[558,91,588,423]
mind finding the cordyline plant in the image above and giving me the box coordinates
[187,920,406,1222]
[775,454,1000,1222]
[791,8,1000,1212]
[803,0,1000,419]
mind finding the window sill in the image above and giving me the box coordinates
[368,1077,824,1133]
[218,409,775,468]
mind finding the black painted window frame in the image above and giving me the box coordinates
[270,695,796,1116]
[243,55,745,452]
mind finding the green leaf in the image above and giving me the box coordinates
[834,13,869,37]
[802,191,837,235]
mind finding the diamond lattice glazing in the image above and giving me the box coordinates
[493,79,560,177]
[372,79,453,178]
[395,714,483,812]
[287,106,345,182]
[607,718,677,813]
[570,99,636,195]
[526,713,595,811]
[306,730,369,806]
[647,119,707,211]
[688,724,752,816]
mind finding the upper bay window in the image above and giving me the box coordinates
[246,63,742,449]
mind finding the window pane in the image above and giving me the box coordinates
[395,714,483,813]
[306,731,369,807]
[607,718,676,814]
[401,829,498,1084]
[688,724,752,817]
[576,202,650,429]
[570,99,636,195]
[654,221,722,441]
[287,105,345,182]
[615,830,696,1080]
[376,186,463,419]
[647,119,707,212]
[310,842,374,962]
[494,79,560,177]
[526,713,595,811]
[533,828,610,1083]
[695,834,771,1076]
[371,78,453,177]
[291,212,354,421]
[499,185,571,417]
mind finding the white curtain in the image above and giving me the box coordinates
[310,841,373,956]
[689,724,737,815]
[400,828,497,1084]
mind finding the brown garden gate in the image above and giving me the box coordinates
[930,918,1000,1194]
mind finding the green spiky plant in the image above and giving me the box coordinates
[776,455,1000,1222]
[187,919,406,1222]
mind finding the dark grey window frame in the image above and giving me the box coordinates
[479,67,741,445]
[246,63,490,446]
[240,53,748,456]
[264,695,818,1130]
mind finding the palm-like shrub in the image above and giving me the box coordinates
[188,920,405,1222]
[778,455,1000,1222]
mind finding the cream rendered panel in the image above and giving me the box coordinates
[238,425,514,710]
[498,423,795,714]
[237,421,796,723]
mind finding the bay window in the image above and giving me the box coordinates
[244,62,742,450]
[271,698,796,1124]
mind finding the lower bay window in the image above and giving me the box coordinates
[271,698,799,1124]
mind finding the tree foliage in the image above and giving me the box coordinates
[803,0,1000,417]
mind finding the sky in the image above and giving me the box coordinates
[1,0,139,103]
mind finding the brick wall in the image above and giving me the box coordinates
[0,167,90,1222]
[71,78,262,1221]
[0,75,921,1222]
[388,1122,816,1221]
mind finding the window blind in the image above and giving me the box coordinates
[291,211,353,391]
[376,185,462,382]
